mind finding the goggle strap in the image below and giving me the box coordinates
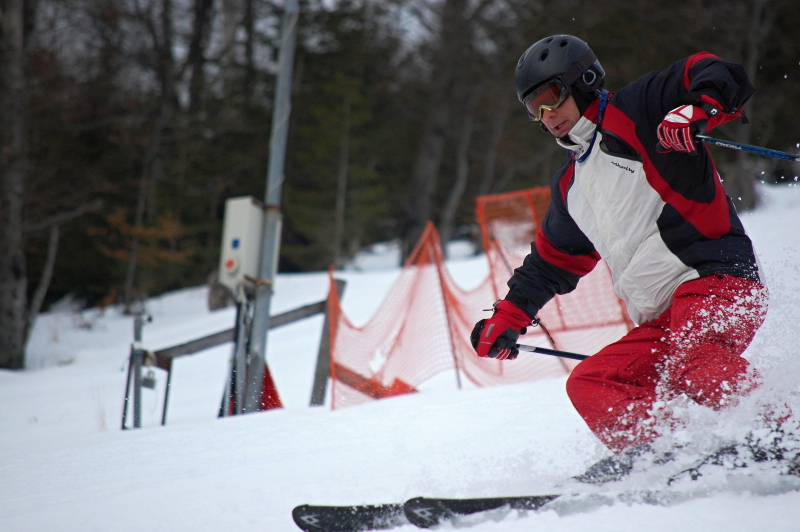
[561,49,598,86]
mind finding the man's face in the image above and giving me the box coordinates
[541,96,581,138]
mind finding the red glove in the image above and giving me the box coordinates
[657,105,710,154]
[470,300,532,360]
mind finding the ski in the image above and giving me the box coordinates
[291,494,560,532]
[292,427,800,531]
[667,429,800,485]
[402,495,560,528]
[292,503,407,532]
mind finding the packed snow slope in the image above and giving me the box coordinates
[2,183,800,532]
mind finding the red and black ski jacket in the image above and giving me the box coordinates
[506,53,762,325]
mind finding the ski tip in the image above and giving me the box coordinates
[293,505,334,532]
[292,503,406,532]
[403,497,451,529]
[291,505,319,532]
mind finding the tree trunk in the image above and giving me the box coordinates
[333,94,351,267]
[22,199,103,341]
[122,0,176,310]
[400,0,470,261]
[0,0,30,369]
[401,87,451,260]
[725,0,775,211]
[187,0,214,111]
[440,83,484,255]
[477,84,511,197]
[243,0,256,99]
[25,225,58,344]
[221,0,243,98]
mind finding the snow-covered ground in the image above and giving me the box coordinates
[2,183,800,532]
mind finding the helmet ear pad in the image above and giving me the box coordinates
[570,66,605,116]
[575,66,605,96]
[571,86,593,116]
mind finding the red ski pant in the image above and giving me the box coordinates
[566,274,768,452]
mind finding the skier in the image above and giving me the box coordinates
[471,35,770,453]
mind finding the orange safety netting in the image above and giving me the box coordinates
[326,187,632,409]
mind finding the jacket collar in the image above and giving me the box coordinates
[556,97,602,156]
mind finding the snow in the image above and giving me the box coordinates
[2,183,800,532]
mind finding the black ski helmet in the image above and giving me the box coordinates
[516,35,605,118]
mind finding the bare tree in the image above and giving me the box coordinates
[23,199,103,343]
[398,0,554,260]
[476,81,512,196]
[724,0,780,210]
[116,0,180,310]
[333,94,352,267]
[186,0,214,111]
[400,0,473,261]
[0,0,30,368]
[439,82,484,253]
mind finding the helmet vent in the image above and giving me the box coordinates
[559,40,568,47]
[539,50,549,61]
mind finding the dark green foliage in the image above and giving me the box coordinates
[13,0,800,311]
[283,0,406,269]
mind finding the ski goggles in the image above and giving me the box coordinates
[523,78,571,121]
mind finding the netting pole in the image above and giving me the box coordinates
[524,191,538,227]
[428,223,463,390]
[327,273,343,410]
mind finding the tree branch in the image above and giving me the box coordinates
[25,225,59,343]
[23,199,104,233]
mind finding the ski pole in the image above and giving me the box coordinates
[516,344,588,361]
[697,135,800,163]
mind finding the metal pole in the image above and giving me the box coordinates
[121,355,133,429]
[132,345,143,428]
[309,279,346,406]
[516,343,589,361]
[160,361,173,426]
[131,312,149,428]
[233,296,249,414]
[697,135,800,163]
[243,0,299,413]
[122,311,148,429]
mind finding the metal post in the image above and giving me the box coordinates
[310,279,346,406]
[233,294,250,414]
[121,355,133,429]
[131,312,149,428]
[132,345,143,428]
[160,361,173,426]
[243,0,299,413]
